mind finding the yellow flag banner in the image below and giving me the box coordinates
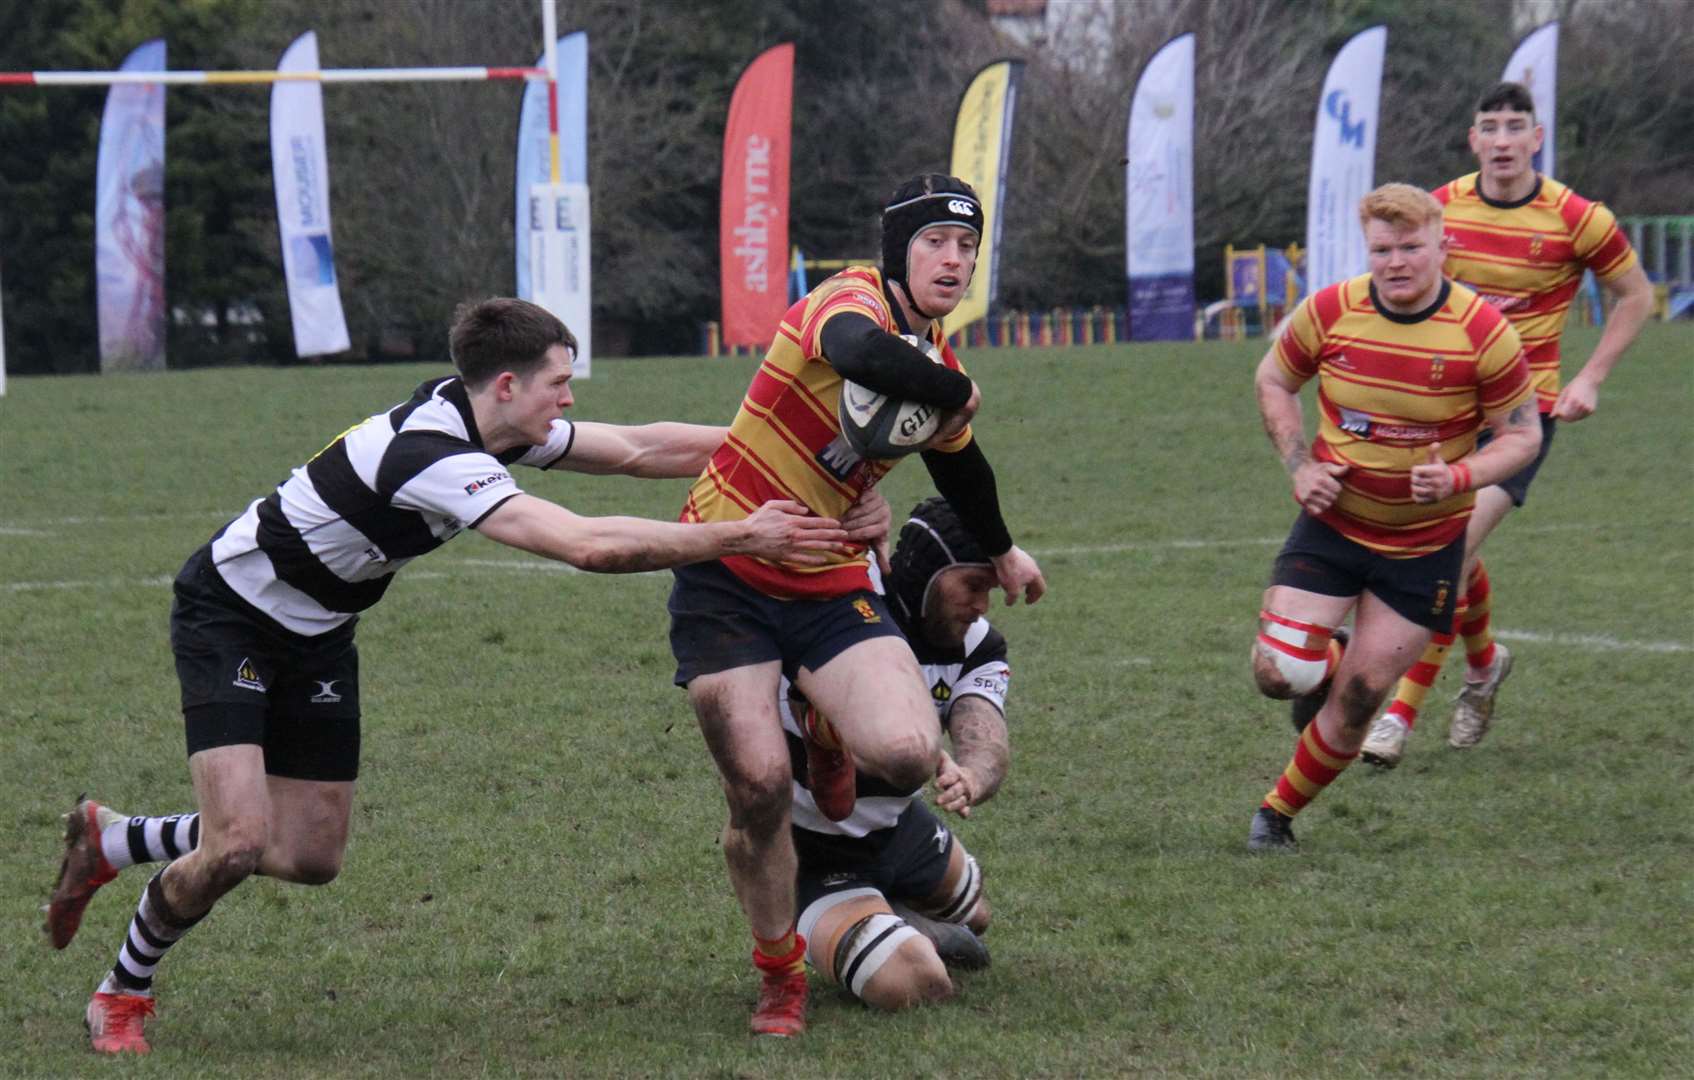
[946,59,1023,336]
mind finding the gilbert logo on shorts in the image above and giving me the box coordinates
[852,598,882,624]
[232,658,266,692]
[310,680,343,704]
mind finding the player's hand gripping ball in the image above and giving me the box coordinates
[837,334,945,458]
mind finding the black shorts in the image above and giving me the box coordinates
[1476,413,1556,507]
[1272,514,1465,633]
[794,800,954,914]
[667,559,903,686]
[170,547,361,782]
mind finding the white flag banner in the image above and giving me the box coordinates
[1125,32,1195,341]
[529,182,592,378]
[1305,25,1387,293]
[1502,21,1557,178]
[271,31,350,357]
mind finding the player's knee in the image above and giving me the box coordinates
[285,848,344,886]
[723,765,791,836]
[1253,615,1336,699]
[200,830,265,891]
[966,893,992,936]
[860,941,954,1011]
[1337,674,1389,732]
[862,725,941,793]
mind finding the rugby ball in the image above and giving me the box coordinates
[837,335,945,458]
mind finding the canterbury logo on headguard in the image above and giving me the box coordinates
[947,199,975,215]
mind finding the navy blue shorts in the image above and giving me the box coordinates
[1271,514,1465,633]
[171,547,361,782]
[1477,413,1556,507]
[667,559,903,686]
[794,800,954,914]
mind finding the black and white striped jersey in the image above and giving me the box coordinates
[206,376,575,635]
[782,617,1010,838]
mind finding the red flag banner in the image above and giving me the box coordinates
[719,43,793,347]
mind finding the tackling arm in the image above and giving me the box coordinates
[921,440,1046,605]
[559,421,728,479]
[474,493,848,572]
[933,695,1009,817]
[1555,263,1654,422]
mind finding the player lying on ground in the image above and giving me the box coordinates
[787,496,1011,1009]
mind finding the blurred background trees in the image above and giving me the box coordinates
[1,0,1687,370]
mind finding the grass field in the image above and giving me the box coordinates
[3,324,1691,1078]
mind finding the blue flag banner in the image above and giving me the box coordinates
[271,31,350,356]
[515,32,587,302]
[1305,25,1386,293]
[1502,21,1557,177]
[1125,32,1195,341]
[95,38,167,372]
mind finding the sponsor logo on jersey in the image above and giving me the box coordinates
[233,657,266,692]
[310,680,343,704]
[839,288,887,321]
[815,434,864,483]
[852,598,881,624]
[463,471,511,496]
[1479,292,1531,314]
[1338,408,1373,437]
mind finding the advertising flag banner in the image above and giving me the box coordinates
[945,59,1023,336]
[718,43,793,347]
[528,181,592,377]
[95,38,167,372]
[1502,21,1557,177]
[271,31,350,356]
[1125,33,1195,341]
[1305,25,1386,294]
[515,32,587,302]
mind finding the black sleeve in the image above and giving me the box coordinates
[921,437,1013,556]
[818,313,973,408]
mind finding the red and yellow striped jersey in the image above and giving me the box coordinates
[1274,274,1533,557]
[683,266,973,598]
[1433,172,1639,411]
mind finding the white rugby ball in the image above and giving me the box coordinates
[837,335,945,459]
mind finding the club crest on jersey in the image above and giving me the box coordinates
[232,657,266,692]
[310,680,343,704]
[931,679,952,704]
[852,598,881,624]
[1429,356,1446,385]
[1529,233,1545,259]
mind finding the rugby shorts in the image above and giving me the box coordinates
[171,546,361,782]
[1271,513,1466,633]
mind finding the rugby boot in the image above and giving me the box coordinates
[798,701,856,822]
[1360,714,1409,768]
[1247,806,1297,852]
[1289,627,1349,733]
[890,903,991,971]
[1449,644,1512,748]
[47,796,123,949]
[749,939,809,1037]
[86,991,155,1054]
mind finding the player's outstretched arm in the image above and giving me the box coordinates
[1554,264,1654,422]
[475,494,848,572]
[932,697,1010,817]
[559,421,728,479]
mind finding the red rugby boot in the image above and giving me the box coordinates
[750,940,809,1037]
[47,796,122,949]
[86,991,156,1054]
[798,702,856,822]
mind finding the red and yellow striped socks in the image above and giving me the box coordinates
[1263,720,1359,818]
[1459,560,1496,673]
